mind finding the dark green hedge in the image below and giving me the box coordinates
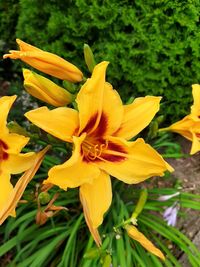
[2,0,200,122]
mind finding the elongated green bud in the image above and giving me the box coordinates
[131,189,148,219]
[148,120,158,139]
[156,115,164,124]
[84,44,96,73]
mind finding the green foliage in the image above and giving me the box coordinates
[0,183,200,266]
[0,0,19,47]
[12,0,200,122]
[1,1,200,121]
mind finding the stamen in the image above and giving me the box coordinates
[82,139,108,161]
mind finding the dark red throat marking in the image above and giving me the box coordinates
[0,139,9,161]
[0,140,9,150]
[80,112,108,137]
[101,141,126,162]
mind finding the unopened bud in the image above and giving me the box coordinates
[148,121,158,139]
[23,69,73,107]
[84,44,96,73]
[38,192,51,205]
[156,115,164,124]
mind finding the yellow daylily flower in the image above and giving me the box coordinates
[125,225,165,260]
[162,84,200,154]
[0,95,37,217]
[23,69,73,107]
[25,61,173,245]
[3,39,83,82]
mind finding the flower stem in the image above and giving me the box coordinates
[158,127,169,132]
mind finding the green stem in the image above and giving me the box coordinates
[114,189,148,230]
[158,127,170,132]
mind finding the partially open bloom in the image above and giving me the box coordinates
[162,84,200,154]
[3,39,83,82]
[25,61,173,245]
[125,225,165,260]
[0,95,37,217]
[23,69,73,107]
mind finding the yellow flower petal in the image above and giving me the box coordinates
[0,95,17,134]
[80,190,102,247]
[0,171,13,215]
[166,116,193,140]
[3,152,36,174]
[191,132,200,154]
[23,69,73,106]
[126,225,165,260]
[98,136,173,184]
[100,82,123,136]
[79,171,112,229]
[3,39,83,82]
[86,82,123,138]
[2,133,29,154]
[0,146,50,225]
[115,96,161,140]
[25,106,79,142]
[76,61,109,135]
[15,38,42,52]
[45,134,100,189]
[191,84,200,119]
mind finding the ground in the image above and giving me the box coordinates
[167,137,200,266]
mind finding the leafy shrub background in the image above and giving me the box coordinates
[2,0,200,122]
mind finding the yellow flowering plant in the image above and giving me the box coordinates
[0,95,49,223]
[3,39,200,266]
[160,84,200,154]
[25,61,173,246]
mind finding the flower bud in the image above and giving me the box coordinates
[84,44,96,73]
[38,192,51,205]
[125,225,165,260]
[4,39,83,82]
[23,69,73,107]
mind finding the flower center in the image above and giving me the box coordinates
[0,139,9,161]
[81,138,108,162]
